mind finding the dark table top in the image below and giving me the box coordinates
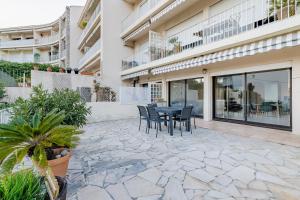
[155,106,183,115]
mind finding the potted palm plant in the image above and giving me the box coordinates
[0,109,81,199]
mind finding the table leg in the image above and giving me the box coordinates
[169,114,174,136]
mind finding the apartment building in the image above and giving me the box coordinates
[120,0,300,134]
[77,0,131,93]
[0,6,83,68]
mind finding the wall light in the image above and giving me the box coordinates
[202,68,208,74]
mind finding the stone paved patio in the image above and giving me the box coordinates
[67,119,300,200]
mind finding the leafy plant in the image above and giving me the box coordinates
[0,169,46,200]
[0,82,6,100]
[11,85,91,127]
[270,0,299,17]
[0,109,81,174]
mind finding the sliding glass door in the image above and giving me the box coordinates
[169,78,204,117]
[213,69,291,129]
[214,74,245,121]
[246,70,291,127]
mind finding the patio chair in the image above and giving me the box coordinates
[137,106,149,133]
[146,106,169,138]
[174,106,193,136]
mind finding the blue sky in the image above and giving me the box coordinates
[0,0,86,28]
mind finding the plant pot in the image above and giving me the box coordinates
[34,66,39,71]
[74,68,79,74]
[47,67,53,72]
[66,68,72,74]
[45,176,67,200]
[59,68,65,73]
[48,149,72,177]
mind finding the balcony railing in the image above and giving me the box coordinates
[78,4,101,46]
[122,0,300,70]
[78,39,101,68]
[122,0,163,32]
[0,39,34,48]
[35,34,59,45]
[122,50,150,70]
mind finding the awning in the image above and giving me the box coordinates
[151,0,187,23]
[121,70,149,80]
[152,31,300,75]
[124,22,150,42]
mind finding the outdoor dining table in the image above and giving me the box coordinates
[155,106,185,136]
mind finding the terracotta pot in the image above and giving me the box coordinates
[47,67,53,72]
[59,68,65,73]
[48,149,72,177]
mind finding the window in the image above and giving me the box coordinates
[213,69,291,129]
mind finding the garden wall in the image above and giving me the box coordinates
[87,102,138,123]
[3,87,32,103]
[31,70,94,91]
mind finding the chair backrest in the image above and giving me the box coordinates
[147,103,157,108]
[137,106,148,118]
[146,106,160,120]
[181,106,193,119]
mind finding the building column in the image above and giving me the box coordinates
[292,58,300,135]
[203,74,213,121]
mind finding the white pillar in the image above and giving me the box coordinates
[203,74,213,121]
[292,58,300,135]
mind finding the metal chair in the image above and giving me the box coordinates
[137,106,149,133]
[146,106,169,138]
[174,106,193,136]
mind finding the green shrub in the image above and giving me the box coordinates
[0,82,5,100]
[0,170,47,200]
[11,85,91,127]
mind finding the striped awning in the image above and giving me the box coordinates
[124,22,150,42]
[121,70,149,80]
[152,31,300,75]
[151,0,187,23]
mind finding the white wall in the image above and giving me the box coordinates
[31,70,94,91]
[87,102,138,123]
[3,87,32,102]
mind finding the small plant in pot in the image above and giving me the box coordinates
[66,67,72,74]
[0,109,82,199]
[59,67,65,73]
[74,68,79,74]
[47,66,53,72]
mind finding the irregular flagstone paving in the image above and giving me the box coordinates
[67,119,300,200]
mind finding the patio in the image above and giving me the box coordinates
[67,119,300,200]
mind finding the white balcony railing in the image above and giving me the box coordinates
[0,39,34,48]
[78,4,101,46]
[122,0,300,70]
[61,49,66,58]
[122,0,163,32]
[78,39,101,68]
[35,34,59,45]
[122,50,150,70]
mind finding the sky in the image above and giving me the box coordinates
[0,0,87,28]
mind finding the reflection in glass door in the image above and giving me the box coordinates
[186,79,204,117]
[214,75,245,121]
[169,80,185,107]
[247,70,291,126]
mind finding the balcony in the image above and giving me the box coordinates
[78,4,101,48]
[122,50,150,70]
[78,39,101,69]
[38,54,60,64]
[0,39,34,49]
[122,0,163,32]
[35,34,59,46]
[122,0,300,71]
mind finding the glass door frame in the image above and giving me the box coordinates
[168,77,204,118]
[212,68,292,131]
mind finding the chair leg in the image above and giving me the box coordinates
[190,120,193,134]
[139,117,141,131]
[159,122,162,131]
[174,121,176,128]
[180,119,182,137]
[194,117,196,129]
[156,122,158,138]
